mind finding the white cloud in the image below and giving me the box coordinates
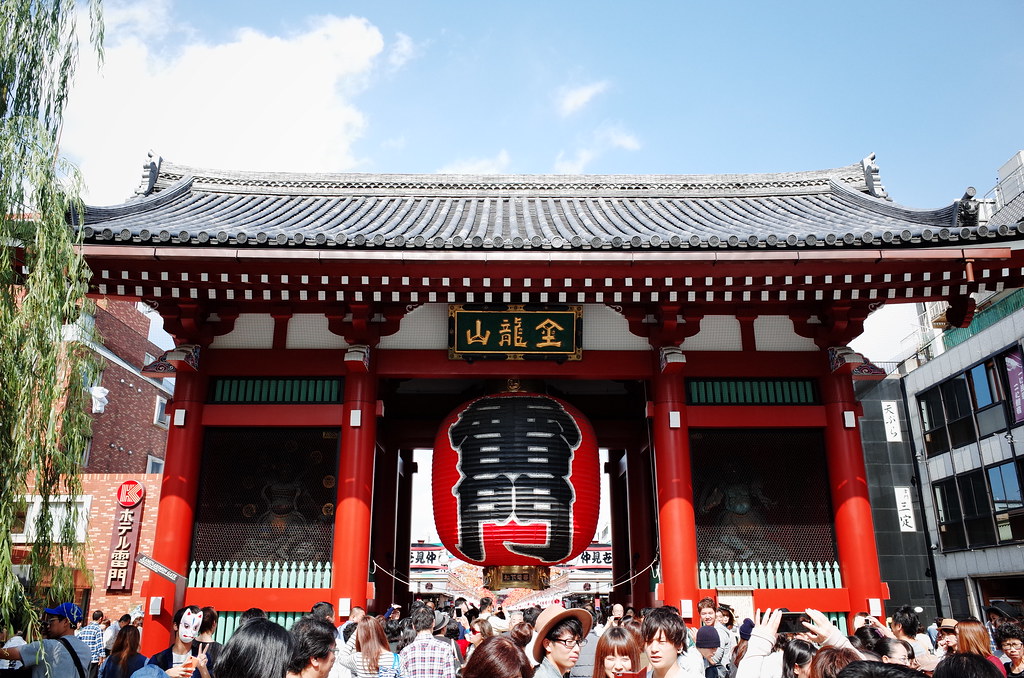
[552,123,640,174]
[436,150,511,175]
[597,123,641,151]
[62,9,385,204]
[387,32,419,71]
[557,81,609,117]
[553,148,596,175]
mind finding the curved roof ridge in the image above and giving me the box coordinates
[146,159,868,199]
[828,180,957,228]
[83,175,194,218]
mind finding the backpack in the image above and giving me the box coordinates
[377,652,402,678]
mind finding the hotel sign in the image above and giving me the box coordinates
[106,480,145,591]
[448,305,582,361]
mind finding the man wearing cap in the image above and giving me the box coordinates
[431,610,463,666]
[936,619,959,657]
[533,604,592,678]
[1,603,92,678]
[399,606,458,678]
[677,626,721,678]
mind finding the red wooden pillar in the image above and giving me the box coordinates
[650,368,700,619]
[393,449,416,607]
[627,446,656,609]
[369,446,399,613]
[822,363,885,626]
[330,367,378,613]
[141,367,207,657]
[606,450,631,605]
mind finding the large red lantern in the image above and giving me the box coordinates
[433,391,600,568]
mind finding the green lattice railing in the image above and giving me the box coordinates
[188,561,332,588]
[699,560,843,589]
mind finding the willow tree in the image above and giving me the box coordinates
[1,0,103,633]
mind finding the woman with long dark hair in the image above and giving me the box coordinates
[99,626,146,678]
[782,639,816,678]
[216,618,294,678]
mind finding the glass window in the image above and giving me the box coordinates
[958,471,996,547]
[146,455,164,474]
[989,462,1023,511]
[934,479,966,550]
[971,364,994,408]
[948,415,978,449]
[919,387,951,456]
[989,461,1024,542]
[947,579,971,619]
[941,375,973,420]
[977,405,1008,439]
[918,387,945,432]
[154,396,169,427]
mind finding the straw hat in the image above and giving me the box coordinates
[532,604,593,663]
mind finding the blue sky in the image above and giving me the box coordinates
[65,0,1024,209]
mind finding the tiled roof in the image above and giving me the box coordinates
[76,156,1011,251]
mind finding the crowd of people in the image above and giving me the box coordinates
[2,597,1022,678]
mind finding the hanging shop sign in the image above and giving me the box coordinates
[106,480,146,591]
[432,391,600,571]
[448,305,583,361]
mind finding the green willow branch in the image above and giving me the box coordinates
[1,0,103,637]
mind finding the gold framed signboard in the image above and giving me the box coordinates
[448,304,583,361]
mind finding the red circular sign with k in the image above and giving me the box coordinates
[116,480,145,508]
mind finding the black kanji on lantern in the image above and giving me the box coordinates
[449,395,581,563]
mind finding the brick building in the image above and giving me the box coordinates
[13,300,172,617]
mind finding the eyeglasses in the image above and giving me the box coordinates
[552,637,587,649]
[43,618,63,626]
[1003,642,1024,650]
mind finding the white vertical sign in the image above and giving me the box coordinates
[882,401,902,442]
[894,486,917,532]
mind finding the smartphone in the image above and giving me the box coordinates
[613,671,645,678]
[777,612,811,634]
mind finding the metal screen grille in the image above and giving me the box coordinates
[192,427,340,564]
[209,377,343,404]
[690,429,837,563]
[687,378,819,405]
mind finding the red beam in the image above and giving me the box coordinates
[202,404,345,426]
[376,349,654,379]
[686,406,827,428]
[752,588,851,613]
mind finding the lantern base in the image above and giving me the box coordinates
[483,565,551,591]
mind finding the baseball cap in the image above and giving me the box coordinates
[44,602,83,625]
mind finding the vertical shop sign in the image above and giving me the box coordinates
[894,486,917,532]
[106,480,145,591]
[881,401,902,442]
[1006,349,1024,424]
